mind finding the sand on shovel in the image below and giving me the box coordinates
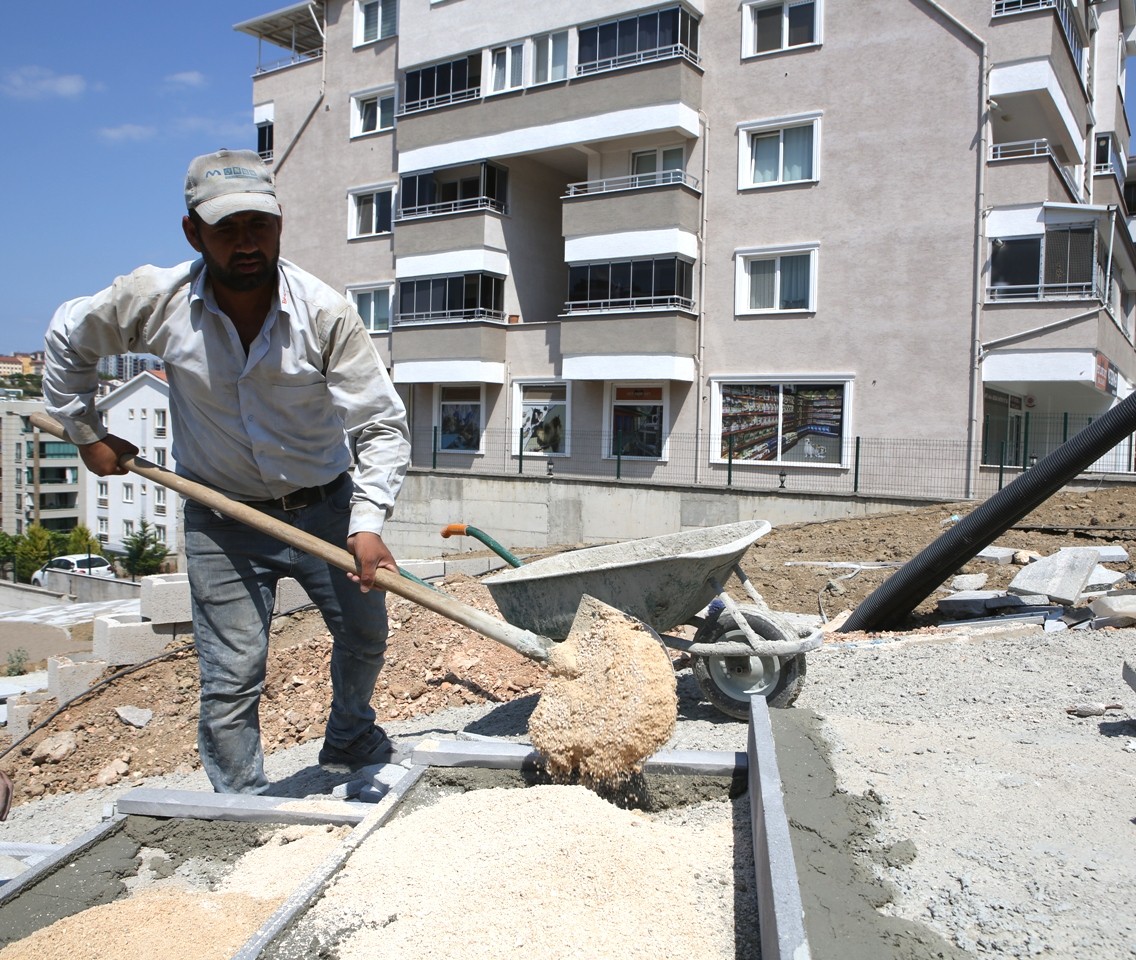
[528,595,677,782]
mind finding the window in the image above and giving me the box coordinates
[154,409,167,437]
[352,285,393,332]
[356,0,396,45]
[123,519,134,538]
[438,385,483,452]
[398,162,508,217]
[578,6,699,74]
[352,89,395,137]
[398,274,505,322]
[154,447,167,467]
[97,481,108,507]
[631,146,685,185]
[566,257,694,312]
[257,122,274,161]
[491,43,524,92]
[403,53,482,112]
[716,381,845,465]
[744,0,818,56]
[517,382,569,455]
[534,31,568,83]
[735,245,817,313]
[738,114,819,188]
[123,483,134,504]
[98,517,108,541]
[155,525,167,544]
[351,187,394,238]
[988,227,1096,300]
[609,385,666,459]
[155,487,167,516]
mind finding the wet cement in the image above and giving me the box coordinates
[0,815,269,950]
[770,707,969,960]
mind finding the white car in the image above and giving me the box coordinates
[30,554,116,587]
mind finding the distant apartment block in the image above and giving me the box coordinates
[233,0,1136,494]
[97,353,165,383]
[0,397,83,537]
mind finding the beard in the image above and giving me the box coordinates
[199,245,279,293]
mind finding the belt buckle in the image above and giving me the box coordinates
[279,488,309,511]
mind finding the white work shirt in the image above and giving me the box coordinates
[44,258,410,536]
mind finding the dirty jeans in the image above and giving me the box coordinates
[183,483,388,794]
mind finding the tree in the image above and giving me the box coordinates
[64,525,102,558]
[15,524,55,582]
[0,530,16,583]
[120,519,168,580]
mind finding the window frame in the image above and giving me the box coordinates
[435,384,486,454]
[742,0,821,58]
[711,377,850,468]
[355,0,396,47]
[122,483,134,504]
[349,283,394,333]
[490,42,525,93]
[734,243,819,315]
[737,113,821,190]
[348,184,395,239]
[605,383,669,460]
[351,86,396,137]
[533,31,569,84]
[513,380,571,456]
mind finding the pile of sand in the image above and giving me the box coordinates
[528,596,677,782]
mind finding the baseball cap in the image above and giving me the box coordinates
[184,149,281,225]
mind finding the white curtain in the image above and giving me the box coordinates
[749,259,775,309]
[782,125,813,181]
[779,254,810,309]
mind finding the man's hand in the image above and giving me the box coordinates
[347,532,397,592]
[79,435,139,477]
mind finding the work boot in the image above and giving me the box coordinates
[318,725,400,773]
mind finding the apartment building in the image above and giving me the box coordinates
[234,0,1136,495]
[91,372,181,557]
[0,397,84,536]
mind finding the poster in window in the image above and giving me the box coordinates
[720,382,843,464]
[440,386,481,451]
[520,384,567,454]
[611,387,663,458]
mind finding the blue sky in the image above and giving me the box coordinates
[0,1,282,353]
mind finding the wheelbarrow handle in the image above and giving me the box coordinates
[29,414,552,663]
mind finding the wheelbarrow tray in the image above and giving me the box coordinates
[482,520,771,640]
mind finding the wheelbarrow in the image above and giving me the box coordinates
[441,520,823,720]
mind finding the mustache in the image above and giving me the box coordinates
[229,253,269,268]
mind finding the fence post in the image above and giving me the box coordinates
[1021,412,1030,469]
[518,428,524,475]
[998,440,1006,490]
[853,436,861,492]
[432,426,438,470]
[727,434,734,487]
[1062,412,1069,443]
[982,414,988,464]
[616,430,623,480]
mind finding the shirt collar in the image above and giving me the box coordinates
[188,258,288,321]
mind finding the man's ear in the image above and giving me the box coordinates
[182,215,203,253]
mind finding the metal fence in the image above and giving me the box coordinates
[408,422,1136,503]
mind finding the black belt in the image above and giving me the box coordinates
[243,473,349,512]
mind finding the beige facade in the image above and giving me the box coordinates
[237,0,1136,492]
[0,398,84,537]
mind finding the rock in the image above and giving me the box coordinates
[1013,550,1043,565]
[95,758,130,786]
[30,731,78,765]
[1065,702,1123,718]
[951,573,988,591]
[115,706,153,729]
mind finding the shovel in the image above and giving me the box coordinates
[29,413,554,663]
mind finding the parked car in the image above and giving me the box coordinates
[30,554,116,587]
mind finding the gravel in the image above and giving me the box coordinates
[4,619,1135,959]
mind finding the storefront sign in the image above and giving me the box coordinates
[1095,352,1119,396]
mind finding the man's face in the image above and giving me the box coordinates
[183,210,282,292]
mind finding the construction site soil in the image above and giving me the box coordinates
[3,485,1135,804]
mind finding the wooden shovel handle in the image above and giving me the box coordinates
[29,413,552,663]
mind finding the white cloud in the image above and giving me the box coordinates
[174,115,251,142]
[1,65,85,100]
[98,124,157,142]
[164,71,207,90]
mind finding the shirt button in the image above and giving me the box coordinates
[247,416,254,422]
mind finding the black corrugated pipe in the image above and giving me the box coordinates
[839,391,1136,633]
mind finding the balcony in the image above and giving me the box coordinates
[992,0,1084,75]
[234,4,324,76]
[560,310,697,381]
[988,139,1081,203]
[563,176,701,240]
[391,320,508,385]
[396,307,506,325]
[397,196,506,221]
[563,295,694,315]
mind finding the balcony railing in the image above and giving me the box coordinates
[986,279,1103,301]
[398,86,481,117]
[992,0,1083,72]
[989,139,1082,200]
[253,47,323,75]
[564,170,700,197]
[576,42,700,77]
[395,307,505,324]
[396,196,506,220]
[563,295,695,314]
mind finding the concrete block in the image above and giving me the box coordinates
[4,692,53,742]
[936,591,1004,618]
[93,614,186,667]
[47,656,108,705]
[401,560,446,581]
[1008,548,1099,605]
[139,573,192,625]
[1095,545,1129,563]
[986,593,1051,611]
[274,577,312,615]
[975,546,1016,565]
[950,573,988,591]
[1086,565,1126,591]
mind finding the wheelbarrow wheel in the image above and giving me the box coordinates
[690,611,806,720]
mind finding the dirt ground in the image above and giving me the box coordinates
[3,484,1135,806]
